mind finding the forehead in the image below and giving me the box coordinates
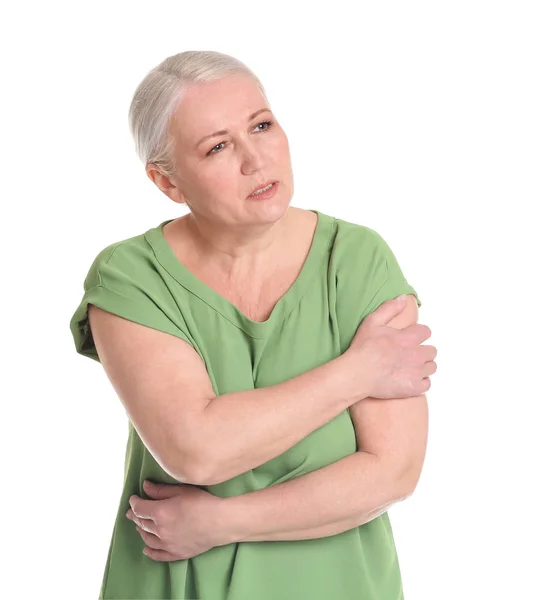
[171,74,268,146]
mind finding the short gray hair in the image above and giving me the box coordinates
[128,50,266,177]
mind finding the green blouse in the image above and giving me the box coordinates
[69,209,421,599]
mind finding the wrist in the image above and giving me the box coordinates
[216,496,249,545]
[332,352,371,405]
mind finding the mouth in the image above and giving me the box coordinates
[248,180,278,198]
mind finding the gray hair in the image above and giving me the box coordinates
[128,50,266,177]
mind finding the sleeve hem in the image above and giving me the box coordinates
[70,284,195,362]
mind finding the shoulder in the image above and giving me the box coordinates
[328,214,393,272]
[328,213,421,304]
[83,228,157,290]
[333,214,385,245]
[70,223,194,363]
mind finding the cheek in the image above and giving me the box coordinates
[272,133,290,159]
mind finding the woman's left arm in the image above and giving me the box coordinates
[220,449,413,543]
[221,295,428,544]
[263,500,396,542]
[130,450,413,560]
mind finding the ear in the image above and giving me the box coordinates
[146,163,187,205]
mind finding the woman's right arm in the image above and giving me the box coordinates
[88,303,362,486]
[88,295,431,486]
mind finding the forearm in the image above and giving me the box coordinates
[198,355,364,485]
[221,451,409,543]
[243,500,397,542]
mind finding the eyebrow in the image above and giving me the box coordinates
[194,108,272,150]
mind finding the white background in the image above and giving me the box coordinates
[2,1,547,598]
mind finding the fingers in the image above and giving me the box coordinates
[422,359,437,378]
[129,495,157,523]
[126,509,159,536]
[135,525,164,550]
[136,527,181,561]
[421,344,437,361]
[404,323,432,344]
[143,480,184,499]
[416,324,432,343]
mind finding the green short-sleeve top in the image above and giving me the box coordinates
[69,209,421,600]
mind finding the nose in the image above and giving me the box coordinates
[239,137,266,175]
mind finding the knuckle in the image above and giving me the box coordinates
[154,507,165,522]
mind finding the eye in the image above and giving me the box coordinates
[207,120,274,156]
[256,120,274,132]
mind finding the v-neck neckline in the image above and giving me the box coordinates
[144,209,334,338]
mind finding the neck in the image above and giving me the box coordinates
[181,208,294,275]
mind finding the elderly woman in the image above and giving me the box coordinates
[70,50,436,600]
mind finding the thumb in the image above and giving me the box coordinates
[370,294,408,324]
[143,480,183,499]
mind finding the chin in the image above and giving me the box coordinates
[249,197,290,222]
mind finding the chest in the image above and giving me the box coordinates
[164,210,318,323]
[199,265,302,322]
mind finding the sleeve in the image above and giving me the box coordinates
[359,229,422,321]
[69,243,194,363]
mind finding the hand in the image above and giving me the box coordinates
[345,295,437,400]
[126,480,228,562]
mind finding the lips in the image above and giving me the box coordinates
[248,180,277,197]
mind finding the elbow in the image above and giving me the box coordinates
[189,458,219,486]
[180,421,232,486]
[156,414,217,485]
[192,455,235,486]
[398,461,424,498]
[174,464,209,486]
[172,439,218,487]
[193,457,225,486]
[155,455,205,486]
[145,437,203,486]
[167,459,212,486]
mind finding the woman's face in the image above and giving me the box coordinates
[157,73,294,228]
